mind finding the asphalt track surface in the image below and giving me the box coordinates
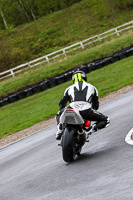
[0,91,133,200]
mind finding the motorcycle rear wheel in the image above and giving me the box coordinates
[62,127,78,163]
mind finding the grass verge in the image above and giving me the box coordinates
[0,55,133,138]
[0,31,133,97]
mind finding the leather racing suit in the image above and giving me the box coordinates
[56,80,110,130]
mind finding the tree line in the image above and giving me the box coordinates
[0,0,81,29]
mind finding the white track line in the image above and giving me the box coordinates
[125,128,133,145]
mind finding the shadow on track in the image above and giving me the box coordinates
[65,145,118,165]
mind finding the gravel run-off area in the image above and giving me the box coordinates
[0,84,133,148]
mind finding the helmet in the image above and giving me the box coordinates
[72,70,87,83]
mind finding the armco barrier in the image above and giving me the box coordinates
[0,45,133,108]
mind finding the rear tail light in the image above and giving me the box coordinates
[66,109,74,111]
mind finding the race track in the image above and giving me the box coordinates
[0,90,133,200]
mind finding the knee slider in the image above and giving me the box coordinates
[105,117,110,127]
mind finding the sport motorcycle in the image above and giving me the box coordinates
[58,103,92,163]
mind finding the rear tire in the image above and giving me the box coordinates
[62,127,77,163]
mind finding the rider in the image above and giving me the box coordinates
[56,70,110,140]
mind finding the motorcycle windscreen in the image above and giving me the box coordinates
[60,110,84,125]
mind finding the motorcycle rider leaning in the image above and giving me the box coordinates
[56,70,110,140]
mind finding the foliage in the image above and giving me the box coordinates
[0,0,81,29]
[0,0,133,72]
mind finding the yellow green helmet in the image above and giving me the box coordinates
[72,70,87,83]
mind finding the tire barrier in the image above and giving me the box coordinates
[48,78,57,88]
[32,84,42,93]
[17,90,26,100]
[55,75,66,85]
[0,45,133,108]
[40,80,48,91]
[8,93,18,103]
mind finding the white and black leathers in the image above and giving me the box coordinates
[59,81,99,111]
[57,80,110,130]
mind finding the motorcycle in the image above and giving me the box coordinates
[58,104,92,163]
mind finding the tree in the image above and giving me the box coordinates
[17,0,30,22]
[0,0,82,30]
[0,8,8,29]
[0,0,8,29]
[24,0,36,20]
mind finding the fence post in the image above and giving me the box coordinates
[28,63,32,68]
[97,35,102,42]
[80,42,84,49]
[63,49,67,56]
[11,70,15,77]
[115,28,120,36]
[46,56,49,63]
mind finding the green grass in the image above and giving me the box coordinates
[1,55,133,139]
[0,0,133,72]
[1,31,133,97]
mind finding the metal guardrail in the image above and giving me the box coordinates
[0,20,133,80]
